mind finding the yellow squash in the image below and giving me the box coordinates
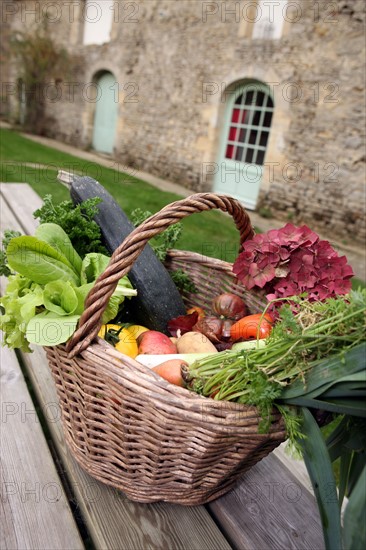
[98,324,141,358]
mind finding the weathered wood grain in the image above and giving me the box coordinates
[0,345,84,550]
[273,442,314,493]
[208,452,324,550]
[0,183,232,550]
[1,182,43,228]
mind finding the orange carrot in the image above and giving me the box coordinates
[152,359,188,387]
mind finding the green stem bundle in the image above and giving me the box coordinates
[184,290,366,433]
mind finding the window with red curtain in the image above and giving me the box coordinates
[225,88,273,164]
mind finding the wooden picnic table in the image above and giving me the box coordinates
[0,183,325,550]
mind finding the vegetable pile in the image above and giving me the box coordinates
[0,222,136,351]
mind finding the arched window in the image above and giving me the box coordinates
[225,87,274,166]
[214,81,274,209]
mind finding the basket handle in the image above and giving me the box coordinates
[66,193,254,357]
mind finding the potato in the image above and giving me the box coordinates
[176,331,218,354]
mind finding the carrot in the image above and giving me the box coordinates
[152,359,188,387]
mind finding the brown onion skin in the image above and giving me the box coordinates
[212,293,246,320]
[193,316,233,342]
[193,316,222,342]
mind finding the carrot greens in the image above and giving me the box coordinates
[184,290,366,434]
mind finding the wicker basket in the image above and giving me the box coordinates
[46,193,286,506]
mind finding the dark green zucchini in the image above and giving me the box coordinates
[69,176,186,333]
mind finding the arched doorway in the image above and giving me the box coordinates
[214,81,274,209]
[92,72,118,154]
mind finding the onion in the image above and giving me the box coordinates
[193,316,233,342]
[193,316,224,342]
[212,293,246,320]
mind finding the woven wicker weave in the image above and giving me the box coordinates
[46,193,286,505]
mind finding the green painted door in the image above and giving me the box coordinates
[92,72,118,154]
[214,83,274,209]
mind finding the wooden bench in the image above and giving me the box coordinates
[0,183,325,550]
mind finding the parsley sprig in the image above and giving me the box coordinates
[33,194,108,257]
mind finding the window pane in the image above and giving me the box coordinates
[244,91,254,105]
[228,126,237,141]
[260,131,269,147]
[256,149,265,165]
[226,144,234,159]
[263,111,273,127]
[256,92,265,106]
[252,110,261,126]
[235,146,244,161]
[83,0,114,45]
[238,127,247,143]
[244,148,254,163]
[248,130,257,144]
[252,0,286,40]
[235,93,243,105]
[231,108,240,123]
[241,110,249,124]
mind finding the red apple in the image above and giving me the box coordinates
[137,330,178,355]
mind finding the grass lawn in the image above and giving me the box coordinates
[1,128,365,290]
[0,128,243,263]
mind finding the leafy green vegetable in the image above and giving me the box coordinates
[33,194,108,257]
[0,274,43,351]
[1,224,137,349]
[26,311,81,347]
[43,281,79,316]
[297,408,343,550]
[0,230,22,277]
[102,280,137,324]
[35,223,82,274]
[343,465,366,550]
[80,252,109,284]
[6,235,80,286]
[79,252,137,323]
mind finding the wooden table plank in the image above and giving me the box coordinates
[273,443,314,493]
[1,182,44,227]
[208,452,324,550]
[0,345,84,550]
[0,183,232,550]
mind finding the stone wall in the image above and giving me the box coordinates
[257,0,366,242]
[3,0,365,245]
